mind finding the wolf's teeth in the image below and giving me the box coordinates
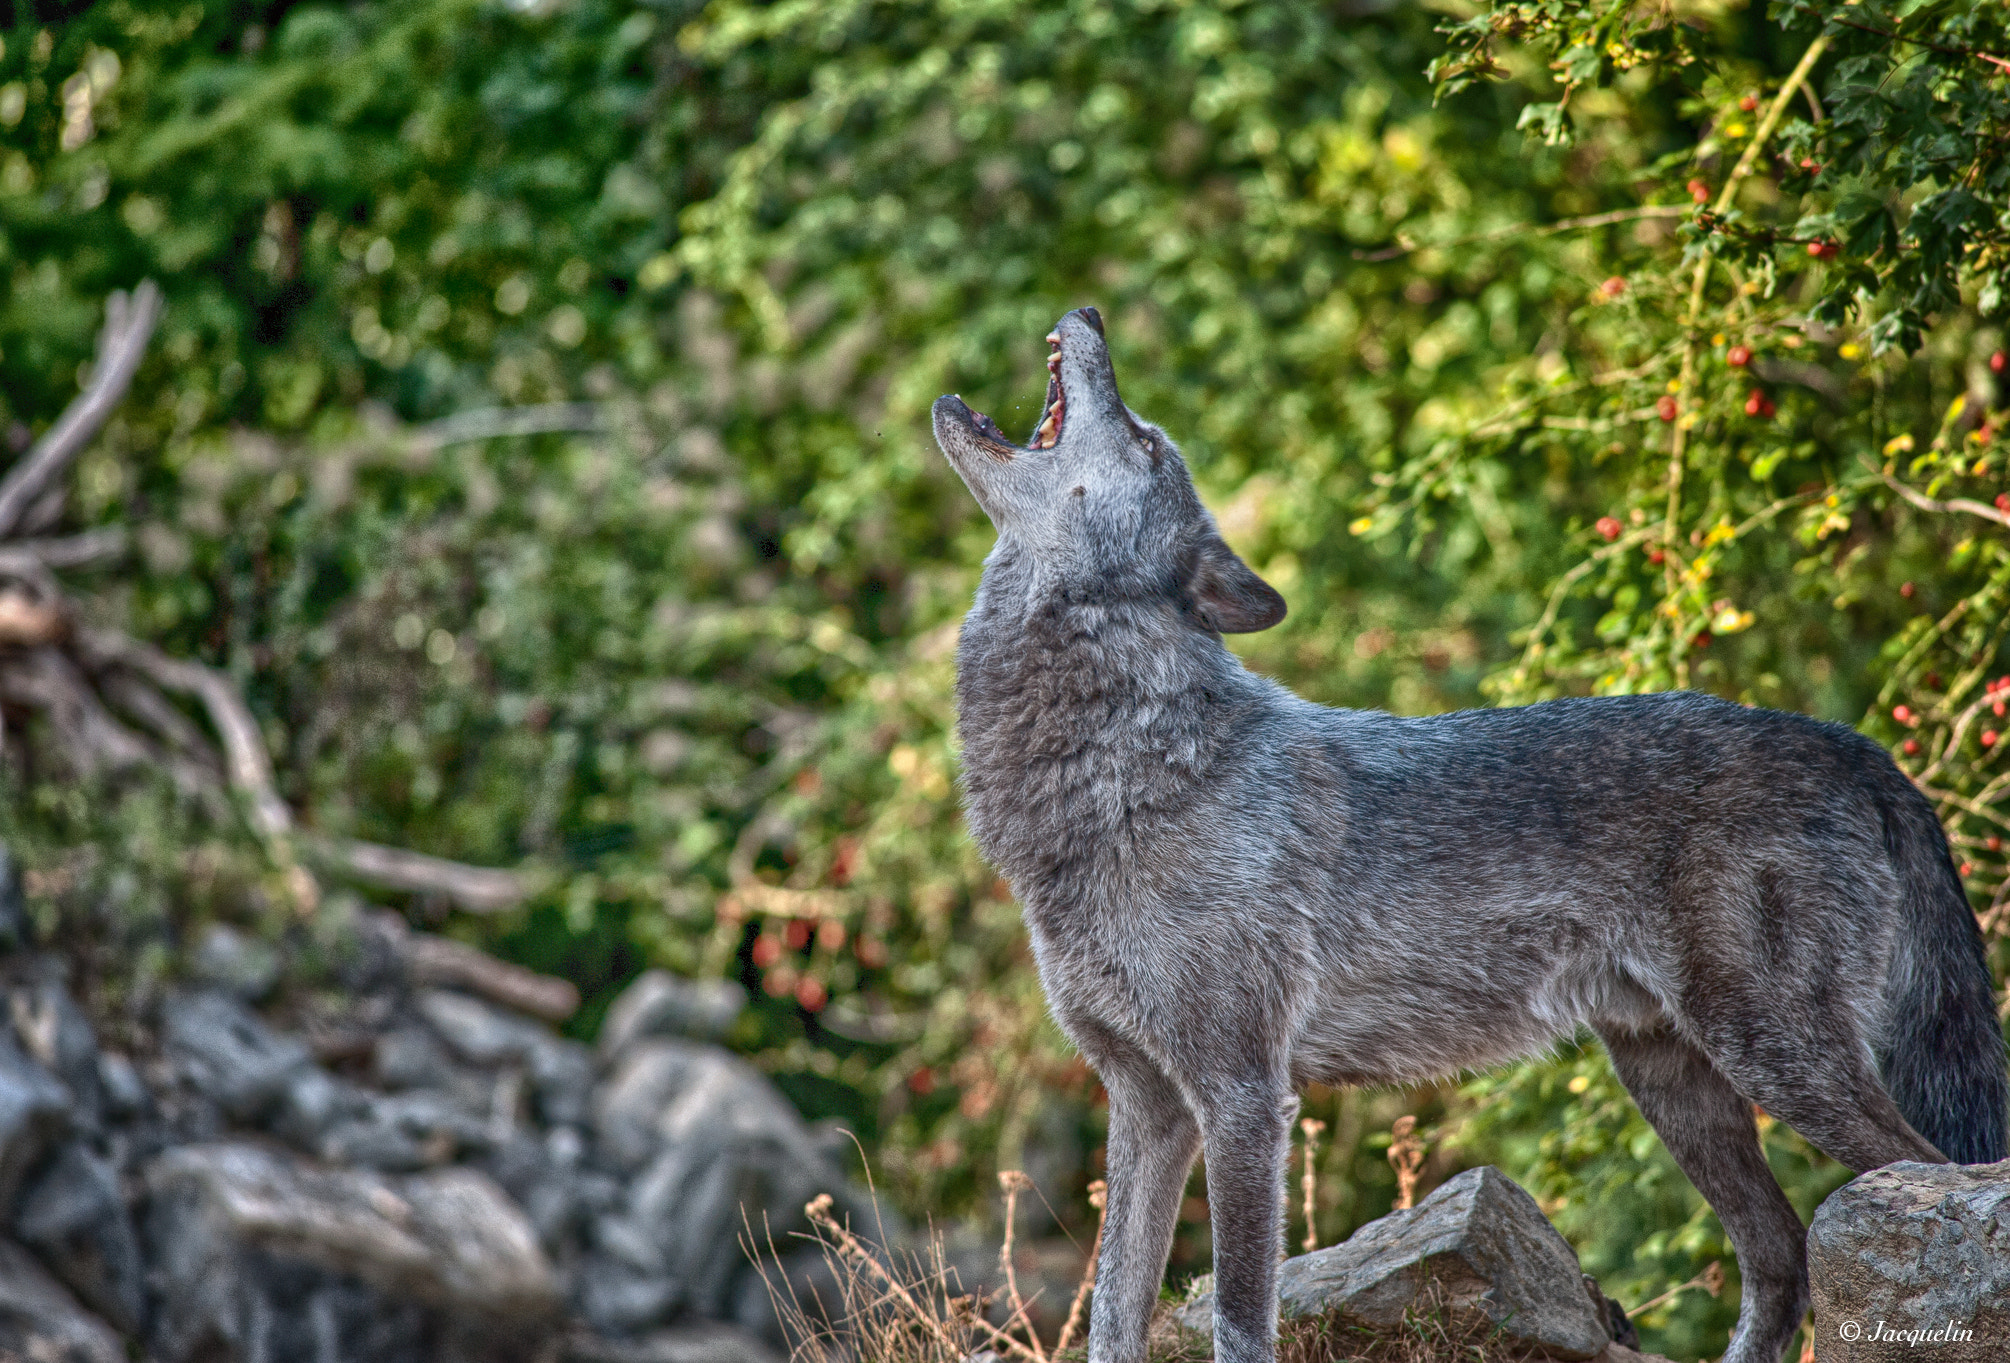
[1046,333,1061,346]
[1035,415,1058,445]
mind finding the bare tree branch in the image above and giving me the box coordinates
[14,527,127,569]
[411,403,604,452]
[76,628,293,838]
[0,282,164,537]
[302,836,535,915]
[371,913,577,1019]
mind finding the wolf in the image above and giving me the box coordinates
[930,307,2008,1363]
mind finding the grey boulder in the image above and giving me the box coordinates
[1809,1157,2009,1362]
[12,1144,146,1334]
[1174,1166,1616,1361]
[0,1031,71,1213]
[161,991,314,1123]
[146,1142,560,1326]
[598,971,747,1057]
[0,1236,124,1363]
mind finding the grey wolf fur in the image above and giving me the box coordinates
[930,307,2009,1363]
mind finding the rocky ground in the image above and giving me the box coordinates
[0,845,891,1363]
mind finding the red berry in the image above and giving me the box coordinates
[1990,835,2003,852]
[1799,158,1818,172]
[907,1067,935,1095]
[1648,548,1666,564]
[1745,390,1766,416]
[1727,345,1752,368]
[1657,395,1679,422]
[1688,178,1711,204]
[1760,398,1776,419]
[1992,351,2006,374]
[1960,862,1974,877]
[751,934,783,968]
[1994,700,2005,717]
[1901,582,1916,597]
[1739,94,1758,112]
[1600,277,1626,299]
[1986,730,2001,748]
[1894,704,1914,723]
[1596,516,1622,541]
[785,918,813,950]
[1903,738,1921,756]
[1693,631,1712,648]
[794,976,828,1011]
[1995,494,2010,513]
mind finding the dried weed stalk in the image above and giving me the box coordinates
[1387,1117,1426,1212]
[1298,1118,1326,1252]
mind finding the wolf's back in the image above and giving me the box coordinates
[1876,770,2009,1163]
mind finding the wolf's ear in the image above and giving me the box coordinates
[1184,535,1286,634]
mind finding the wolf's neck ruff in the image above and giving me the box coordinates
[955,563,1260,890]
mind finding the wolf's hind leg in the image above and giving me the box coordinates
[1080,1037,1202,1363]
[1598,1027,1807,1363]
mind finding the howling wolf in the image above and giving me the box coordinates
[930,307,2007,1363]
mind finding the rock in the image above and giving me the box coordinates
[0,1235,124,1363]
[585,1038,860,1330]
[93,1053,146,1120]
[598,971,746,1057]
[145,1142,561,1323]
[7,972,103,1131]
[190,923,282,1002]
[12,1144,146,1334]
[1174,1166,1614,1361]
[1809,1157,2009,1362]
[568,1319,785,1363]
[0,844,29,954]
[416,988,594,1129]
[0,1031,71,1213]
[160,991,313,1123]
[417,988,552,1066]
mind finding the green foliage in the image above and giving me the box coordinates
[2,3,2006,1359]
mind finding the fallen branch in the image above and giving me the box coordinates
[370,912,577,1020]
[0,282,163,537]
[0,285,538,923]
[307,836,534,916]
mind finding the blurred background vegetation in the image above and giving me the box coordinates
[1,0,2006,1357]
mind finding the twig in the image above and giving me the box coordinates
[997,1170,1048,1363]
[1054,1180,1106,1354]
[0,282,164,537]
[1353,204,1688,262]
[1871,464,2010,530]
[1510,524,1659,687]
[1388,1115,1425,1212]
[411,403,604,451]
[383,917,579,1019]
[1664,33,1831,681]
[1828,17,2010,73]
[1628,1261,1725,1319]
[303,836,533,915]
[804,1193,969,1360]
[1299,1118,1325,1252]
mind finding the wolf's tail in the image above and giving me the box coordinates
[1877,778,2008,1164]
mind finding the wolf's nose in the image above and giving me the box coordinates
[1076,306,1104,336]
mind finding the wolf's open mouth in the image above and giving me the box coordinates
[1031,331,1066,449]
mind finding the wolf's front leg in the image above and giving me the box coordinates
[1199,1082,1297,1363]
[1085,1052,1202,1363]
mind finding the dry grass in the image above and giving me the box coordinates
[754,1168,1608,1363]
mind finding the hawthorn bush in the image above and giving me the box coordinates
[1,2,2004,1357]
